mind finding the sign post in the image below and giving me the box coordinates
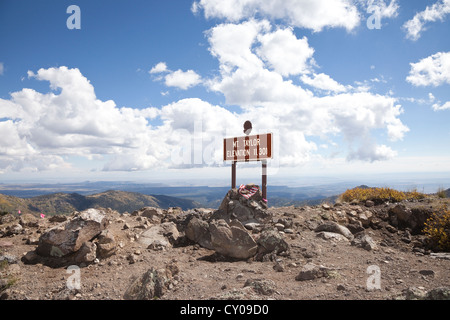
[224,121,272,200]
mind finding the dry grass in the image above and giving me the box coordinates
[340,187,426,203]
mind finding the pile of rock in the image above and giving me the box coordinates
[23,208,118,267]
[184,185,288,260]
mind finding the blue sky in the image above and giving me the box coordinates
[0,0,449,188]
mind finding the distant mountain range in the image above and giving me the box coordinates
[0,181,447,216]
[0,190,201,216]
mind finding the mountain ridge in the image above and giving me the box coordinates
[0,190,201,216]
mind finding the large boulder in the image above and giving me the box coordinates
[256,229,289,257]
[185,217,213,249]
[388,204,432,234]
[36,208,108,258]
[209,219,258,260]
[95,229,117,259]
[137,222,180,250]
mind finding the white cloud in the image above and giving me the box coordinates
[432,101,450,111]
[193,0,361,32]
[205,20,408,164]
[361,0,399,19]
[300,73,348,93]
[0,67,165,172]
[164,69,202,90]
[406,51,450,87]
[149,62,202,90]
[149,62,168,74]
[256,27,314,76]
[0,62,4,75]
[403,0,450,41]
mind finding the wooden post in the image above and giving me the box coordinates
[262,160,267,200]
[231,161,237,189]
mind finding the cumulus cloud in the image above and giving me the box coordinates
[300,73,348,93]
[164,69,202,90]
[149,62,168,74]
[193,0,361,32]
[406,51,450,87]
[256,27,314,76]
[0,67,165,172]
[432,101,450,111]
[204,20,408,164]
[403,0,450,41]
[149,62,202,90]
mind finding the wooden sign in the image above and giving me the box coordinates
[223,133,272,162]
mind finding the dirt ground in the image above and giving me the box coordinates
[1,201,449,304]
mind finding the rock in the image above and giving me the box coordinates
[401,287,450,300]
[402,287,428,300]
[322,204,331,210]
[430,252,450,260]
[214,186,270,224]
[365,200,375,207]
[419,269,435,277]
[332,210,348,224]
[123,267,168,300]
[19,213,39,227]
[274,223,285,231]
[256,229,289,257]
[358,213,370,228]
[426,287,450,300]
[298,243,322,259]
[36,208,108,258]
[243,279,277,295]
[316,231,349,242]
[315,221,354,241]
[295,263,334,281]
[185,217,213,249]
[21,250,40,264]
[244,222,263,231]
[277,218,293,229]
[351,232,378,251]
[123,262,178,300]
[5,224,23,236]
[48,215,68,223]
[73,241,97,264]
[138,222,179,249]
[0,213,16,225]
[25,236,40,245]
[209,219,258,260]
[122,223,131,230]
[0,253,18,264]
[388,204,431,234]
[346,221,365,234]
[135,207,164,223]
[273,261,284,272]
[95,230,117,259]
[385,224,397,233]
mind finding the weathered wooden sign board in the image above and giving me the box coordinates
[223,133,272,162]
[223,128,273,200]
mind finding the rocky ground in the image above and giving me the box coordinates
[1,187,449,303]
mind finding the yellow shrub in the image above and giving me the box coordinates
[340,187,425,203]
[423,205,450,252]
